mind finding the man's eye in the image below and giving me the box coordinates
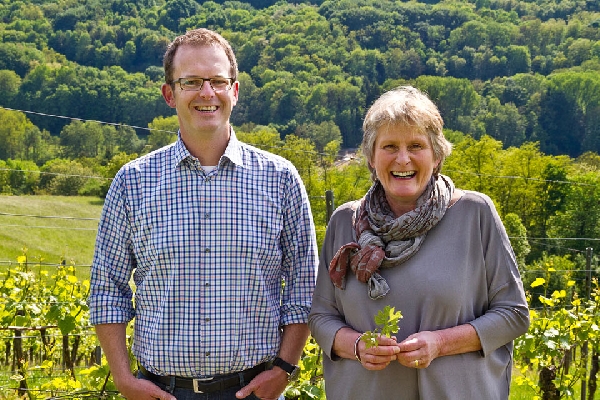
[211,79,228,86]
[183,79,203,86]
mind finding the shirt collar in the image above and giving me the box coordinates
[173,128,245,169]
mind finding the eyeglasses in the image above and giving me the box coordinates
[172,77,234,92]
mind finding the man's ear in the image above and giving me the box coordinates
[231,80,240,107]
[161,83,176,108]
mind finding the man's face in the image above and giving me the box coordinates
[161,44,239,140]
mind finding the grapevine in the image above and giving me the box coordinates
[361,305,403,349]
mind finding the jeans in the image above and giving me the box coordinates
[137,371,284,400]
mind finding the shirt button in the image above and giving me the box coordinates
[204,248,210,253]
[205,352,210,357]
[205,317,210,322]
[205,282,210,287]
[204,212,210,218]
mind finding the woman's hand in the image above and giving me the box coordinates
[396,331,442,369]
[356,335,400,371]
[396,325,482,368]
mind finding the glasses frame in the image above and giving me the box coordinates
[171,77,234,92]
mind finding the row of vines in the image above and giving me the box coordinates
[1,249,599,399]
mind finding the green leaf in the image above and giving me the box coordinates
[58,315,76,335]
[362,305,403,348]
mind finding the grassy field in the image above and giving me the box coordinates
[0,195,104,267]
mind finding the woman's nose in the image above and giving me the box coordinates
[395,149,410,164]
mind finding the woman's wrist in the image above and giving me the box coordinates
[354,333,366,362]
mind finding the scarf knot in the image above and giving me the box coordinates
[328,174,454,299]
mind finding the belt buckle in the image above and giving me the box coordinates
[192,377,213,393]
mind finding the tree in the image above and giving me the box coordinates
[505,45,531,75]
[566,38,593,66]
[0,70,21,103]
[147,115,178,151]
[414,75,479,133]
[295,120,342,152]
[304,81,365,146]
[0,42,45,77]
[115,125,146,155]
[503,213,530,270]
[444,134,502,195]
[159,0,200,31]
[3,159,40,195]
[530,161,571,241]
[0,108,34,160]
[59,121,107,159]
[22,125,54,164]
[476,97,526,148]
[39,159,95,196]
[492,142,550,234]
[547,170,600,254]
[538,74,586,157]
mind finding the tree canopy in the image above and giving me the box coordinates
[0,0,599,155]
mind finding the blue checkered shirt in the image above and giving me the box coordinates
[88,131,318,377]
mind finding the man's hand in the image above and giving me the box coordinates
[235,369,288,400]
[115,374,177,400]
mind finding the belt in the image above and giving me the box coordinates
[138,363,269,393]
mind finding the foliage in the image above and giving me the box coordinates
[361,306,403,349]
[514,268,600,399]
[1,0,600,154]
[0,251,99,399]
[285,336,325,400]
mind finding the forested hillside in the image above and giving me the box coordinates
[1,0,600,161]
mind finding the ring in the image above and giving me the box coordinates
[414,359,419,368]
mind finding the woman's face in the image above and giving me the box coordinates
[369,124,440,216]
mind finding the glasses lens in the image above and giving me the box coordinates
[210,78,231,91]
[179,78,204,91]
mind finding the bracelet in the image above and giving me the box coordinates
[354,333,365,362]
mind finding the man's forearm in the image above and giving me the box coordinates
[95,323,134,386]
[277,323,310,364]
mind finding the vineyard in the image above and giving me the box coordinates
[0,212,598,399]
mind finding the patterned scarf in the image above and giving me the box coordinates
[329,174,455,299]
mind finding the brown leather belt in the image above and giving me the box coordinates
[138,363,269,393]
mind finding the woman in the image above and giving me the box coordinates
[308,86,530,399]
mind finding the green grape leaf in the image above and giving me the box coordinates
[362,305,403,349]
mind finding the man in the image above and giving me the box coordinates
[88,28,318,400]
